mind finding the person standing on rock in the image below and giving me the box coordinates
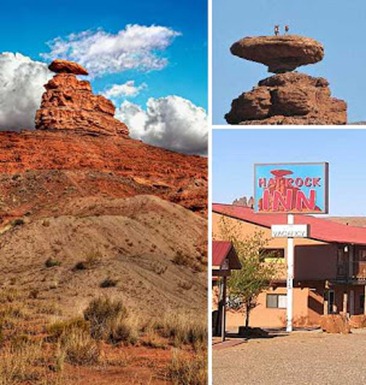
[285,25,289,34]
[274,25,280,36]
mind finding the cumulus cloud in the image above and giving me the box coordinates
[116,96,208,155]
[41,24,181,77]
[102,81,147,99]
[0,52,52,130]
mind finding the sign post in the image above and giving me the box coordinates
[286,214,294,332]
[254,162,329,333]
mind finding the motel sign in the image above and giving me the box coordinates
[254,162,329,214]
[254,162,329,333]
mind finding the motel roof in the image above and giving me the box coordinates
[212,240,242,270]
[213,203,366,246]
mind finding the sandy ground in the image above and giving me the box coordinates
[213,329,366,385]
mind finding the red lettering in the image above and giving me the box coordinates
[296,190,316,211]
[273,189,293,211]
[262,189,270,210]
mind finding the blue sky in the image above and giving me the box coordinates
[213,0,366,124]
[0,0,207,109]
[212,129,366,216]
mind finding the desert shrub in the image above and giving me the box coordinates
[0,288,22,304]
[142,327,167,349]
[178,280,193,290]
[28,289,39,299]
[36,301,62,316]
[167,351,207,385]
[153,262,167,275]
[83,298,139,345]
[154,312,207,349]
[11,218,25,227]
[0,303,28,321]
[172,251,190,266]
[108,317,138,345]
[61,328,100,366]
[47,317,90,341]
[73,250,102,271]
[0,340,46,384]
[45,258,62,268]
[83,297,127,340]
[172,251,203,272]
[100,277,119,288]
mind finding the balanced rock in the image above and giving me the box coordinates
[226,34,346,125]
[35,60,128,136]
[225,72,347,125]
[48,59,89,75]
[230,35,324,73]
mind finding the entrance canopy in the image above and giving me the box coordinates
[212,240,241,277]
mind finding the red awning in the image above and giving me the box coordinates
[212,240,241,270]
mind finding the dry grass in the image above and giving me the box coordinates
[83,297,139,345]
[73,250,103,271]
[154,312,207,349]
[0,339,63,385]
[61,328,100,366]
[167,350,207,385]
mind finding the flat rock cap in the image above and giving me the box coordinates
[230,35,324,73]
[48,59,89,75]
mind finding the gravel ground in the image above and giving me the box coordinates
[213,330,366,385]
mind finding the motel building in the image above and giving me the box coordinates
[212,203,366,330]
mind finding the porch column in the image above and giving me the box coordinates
[350,290,355,316]
[342,291,348,316]
[221,276,227,342]
[323,295,329,315]
[323,281,329,315]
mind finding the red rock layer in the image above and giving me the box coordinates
[0,130,207,222]
[35,74,129,136]
[225,72,347,125]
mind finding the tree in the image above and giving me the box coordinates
[219,217,279,329]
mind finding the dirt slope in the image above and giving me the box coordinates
[0,195,206,317]
[0,130,207,223]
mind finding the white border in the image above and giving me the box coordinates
[207,0,213,382]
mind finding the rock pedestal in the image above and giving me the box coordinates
[35,60,129,136]
[226,35,347,125]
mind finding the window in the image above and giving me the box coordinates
[260,248,285,261]
[266,294,287,309]
[328,290,335,314]
[360,295,365,311]
[359,249,366,261]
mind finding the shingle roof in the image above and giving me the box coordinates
[213,203,366,246]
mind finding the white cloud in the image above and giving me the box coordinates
[41,24,181,77]
[0,52,52,131]
[116,96,208,155]
[102,81,147,99]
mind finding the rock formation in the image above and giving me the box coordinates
[225,35,347,125]
[35,60,129,136]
